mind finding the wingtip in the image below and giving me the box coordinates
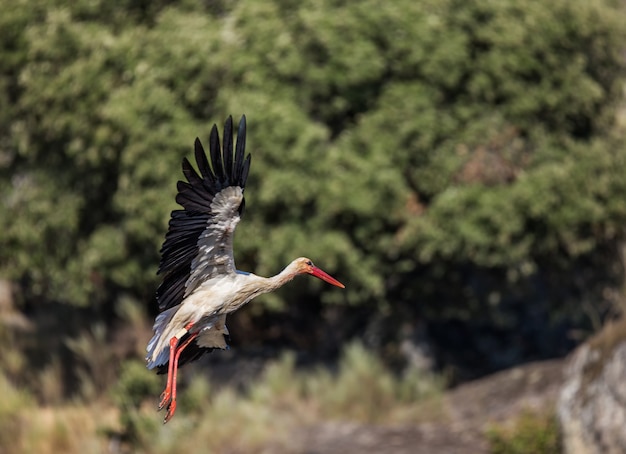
[237,116,247,143]
[193,137,203,159]
[224,115,234,131]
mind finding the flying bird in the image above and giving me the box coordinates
[146,115,345,423]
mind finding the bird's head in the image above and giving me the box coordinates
[294,257,345,288]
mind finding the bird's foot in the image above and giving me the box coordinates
[158,389,171,411]
[163,399,177,424]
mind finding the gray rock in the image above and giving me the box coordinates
[558,321,626,454]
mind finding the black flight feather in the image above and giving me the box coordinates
[223,117,234,186]
[209,124,225,183]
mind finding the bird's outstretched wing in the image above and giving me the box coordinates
[156,115,251,312]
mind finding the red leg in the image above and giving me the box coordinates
[158,322,195,411]
[158,336,179,410]
[163,331,198,424]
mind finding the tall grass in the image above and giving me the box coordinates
[1,342,445,454]
[0,372,33,454]
[264,342,445,424]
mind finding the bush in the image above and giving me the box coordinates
[110,360,161,446]
[487,410,561,454]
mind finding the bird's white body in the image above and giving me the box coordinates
[146,271,268,369]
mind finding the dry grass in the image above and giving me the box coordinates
[20,404,118,454]
[1,342,445,454]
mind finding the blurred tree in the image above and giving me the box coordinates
[0,0,625,375]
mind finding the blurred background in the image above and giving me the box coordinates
[1,0,626,452]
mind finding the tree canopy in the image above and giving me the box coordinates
[1,0,626,371]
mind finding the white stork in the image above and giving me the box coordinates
[146,115,345,423]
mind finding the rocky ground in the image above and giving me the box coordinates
[292,359,564,454]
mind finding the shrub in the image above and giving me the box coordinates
[487,409,561,454]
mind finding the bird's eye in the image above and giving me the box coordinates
[306,260,313,266]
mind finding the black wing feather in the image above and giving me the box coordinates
[156,115,251,314]
[175,182,212,211]
[194,137,215,186]
[234,117,246,182]
[223,117,234,186]
[181,156,202,186]
[209,124,225,182]
[241,155,251,195]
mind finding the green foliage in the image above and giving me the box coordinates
[110,359,161,445]
[0,0,626,368]
[305,342,444,422]
[487,410,561,454]
[64,323,117,399]
[177,372,212,415]
[250,342,445,423]
[111,360,161,409]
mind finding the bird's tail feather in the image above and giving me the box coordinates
[145,306,178,369]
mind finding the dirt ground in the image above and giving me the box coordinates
[291,359,564,454]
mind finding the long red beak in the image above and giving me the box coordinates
[310,266,345,288]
